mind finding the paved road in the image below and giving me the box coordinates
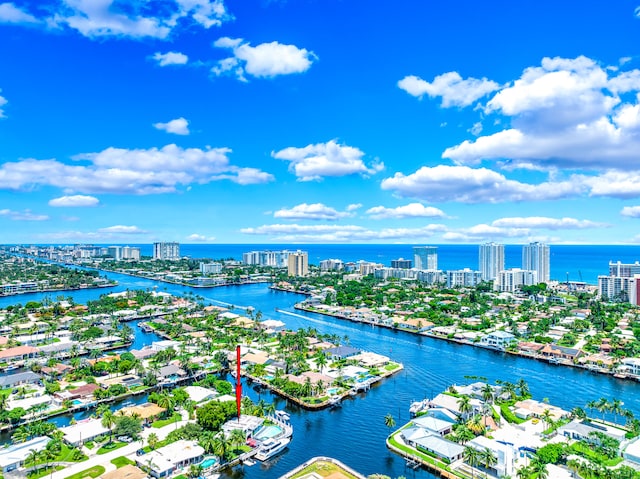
[50,412,193,479]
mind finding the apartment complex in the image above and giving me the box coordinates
[288,251,309,277]
[522,242,550,283]
[153,242,180,260]
[479,243,504,281]
[413,246,438,270]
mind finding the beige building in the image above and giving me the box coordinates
[288,250,309,277]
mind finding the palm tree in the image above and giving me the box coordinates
[26,448,41,470]
[384,413,396,433]
[481,383,494,404]
[480,448,497,478]
[463,446,480,479]
[101,409,115,444]
[458,395,473,422]
[531,459,548,479]
[188,464,203,479]
[455,425,475,444]
[541,409,553,431]
[516,378,529,398]
[611,398,623,424]
[147,432,159,450]
[515,465,530,479]
[229,428,246,454]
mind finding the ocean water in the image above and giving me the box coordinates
[116,243,640,285]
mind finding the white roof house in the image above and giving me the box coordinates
[468,435,515,478]
[136,440,204,478]
[221,415,263,437]
[0,436,49,473]
[184,386,217,404]
[60,418,109,446]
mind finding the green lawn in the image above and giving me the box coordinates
[151,412,182,428]
[290,459,360,479]
[111,456,135,468]
[28,466,64,479]
[97,441,127,455]
[64,466,105,479]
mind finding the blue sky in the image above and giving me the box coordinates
[2,0,640,245]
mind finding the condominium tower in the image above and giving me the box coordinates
[413,246,438,270]
[522,242,550,283]
[478,242,505,281]
[287,250,309,277]
[153,242,180,260]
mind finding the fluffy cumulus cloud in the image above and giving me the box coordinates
[272,140,383,182]
[0,2,38,23]
[381,165,582,203]
[0,0,231,39]
[98,225,147,234]
[153,117,190,135]
[491,216,607,229]
[48,195,100,207]
[152,51,188,66]
[398,72,500,107]
[186,233,216,242]
[621,206,640,218]
[212,37,316,81]
[443,56,640,172]
[274,203,352,221]
[365,203,447,219]
[0,209,49,221]
[241,223,446,242]
[0,144,273,195]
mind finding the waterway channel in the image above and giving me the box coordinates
[2,271,640,479]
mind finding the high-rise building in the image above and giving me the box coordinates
[413,246,438,270]
[320,259,344,271]
[391,258,412,269]
[522,242,550,283]
[287,250,309,277]
[479,242,504,281]
[107,246,122,261]
[153,242,180,260]
[200,262,222,275]
[122,246,141,260]
[609,261,640,277]
[446,269,483,288]
[494,268,538,293]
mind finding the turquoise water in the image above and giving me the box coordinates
[200,457,217,468]
[254,425,282,440]
[72,400,82,405]
[326,387,339,395]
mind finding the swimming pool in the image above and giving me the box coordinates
[326,387,340,395]
[253,425,283,440]
[72,399,83,405]
[199,456,217,469]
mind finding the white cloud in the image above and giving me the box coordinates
[469,122,483,136]
[0,89,7,118]
[0,144,273,194]
[274,203,352,221]
[365,203,447,219]
[0,3,39,23]
[98,225,147,234]
[621,206,640,218]
[153,51,189,66]
[0,208,49,221]
[6,0,231,40]
[398,72,500,107]
[213,37,316,80]
[381,165,583,203]
[153,117,190,135]
[443,56,640,171]
[186,233,216,242]
[49,195,99,207]
[491,216,607,229]
[346,203,362,212]
[241,223,446,242]
[272,140,383,181]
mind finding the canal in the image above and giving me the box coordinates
[1,271,639,479]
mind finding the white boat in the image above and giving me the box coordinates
[409,399,428,416]
[254,437,291,461]
[328,396,342,408]
[275,410,290,422]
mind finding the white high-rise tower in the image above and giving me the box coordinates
[522,242,550,283]
[479,243,505,281]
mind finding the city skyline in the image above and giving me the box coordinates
[2,1,640,244]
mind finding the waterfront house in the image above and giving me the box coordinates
[151,340,180,352]
[0,371,42,388]
[400,427,464,463]
[54,383,100,404]
[558,419,626,443]
[158,364,186,382]
[0,436,49,473]
[323,346,361,360]
[41,363,73,379]
[411,416,455,436]
[184,386,217,404]
[136,440,204,478]
[513,399,569,421]
[480,331,516,350]
[351,351,390,368]
[60,418,109,446]
[118,403,166,424]
[221,415,264,437]
[0,345,39,362]
[428,393,482,417]
[467,436,515,478]
[623,437,640,465]
[620,357,640,376]
[539,344,581,361]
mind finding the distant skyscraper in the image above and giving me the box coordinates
[287,250,309,277]
[413,246,438,270]
[153,242,180,260]
[522,242,550,283]
[479,243,505,281]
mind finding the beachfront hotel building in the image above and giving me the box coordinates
[522,242,550,283]
[479,242,504,281]
[153,242,180,260]
[446,268,482,288]
[413,246,438,271]
[391,258,412,269]
[243,250,290,268]
[288,250,309,277]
